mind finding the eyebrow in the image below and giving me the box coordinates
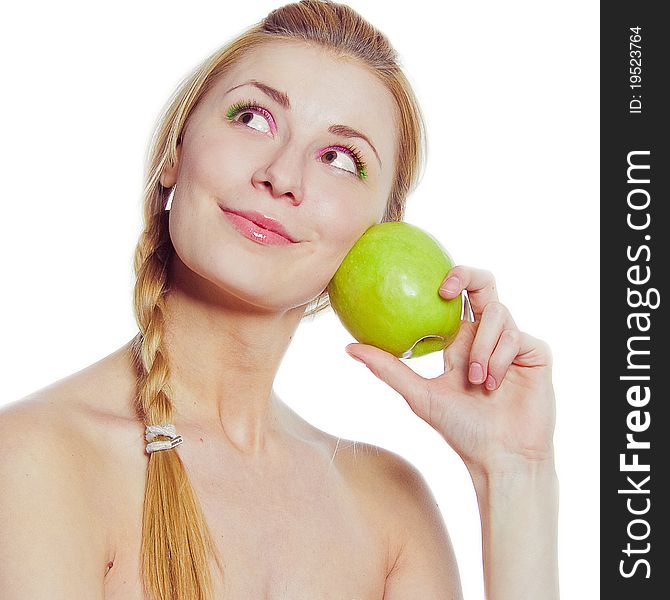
[224,79,382,168]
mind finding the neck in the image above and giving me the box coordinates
[147,255,309,455]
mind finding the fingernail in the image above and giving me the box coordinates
[469,362,484,383]
[440,276,461,297]
[346,347,366,364]
[485,374,497,390]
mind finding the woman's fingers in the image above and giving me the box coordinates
[467,301,518,385]
[485,328,523,390]
[439,264,538,389]
[514,332,554,369]
[479,329,553,390]
[439,265,499,319]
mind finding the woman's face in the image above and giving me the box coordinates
[161,41,398,312]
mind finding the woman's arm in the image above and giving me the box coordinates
[345,265,559,599]
[470,457,559,599]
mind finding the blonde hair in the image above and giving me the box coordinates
[129,1,427,598]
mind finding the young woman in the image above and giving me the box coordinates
[0,1,559,598]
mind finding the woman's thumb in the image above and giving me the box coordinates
[345,343,427,405]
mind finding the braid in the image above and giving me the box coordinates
[130,216,223,599]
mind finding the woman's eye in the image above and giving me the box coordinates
[231,108,272,134]
[319,148,357,176]
[227,102,366,179]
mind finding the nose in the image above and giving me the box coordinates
[252,144,304,206]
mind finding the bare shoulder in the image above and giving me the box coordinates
[0,340,138,461]
[0,373,118,515]
[0,390,112,597]
[1,339,142,459]
[331,437,464,599]
[331,437,444,520]
[0,341,141,587]
[0,387,94,467]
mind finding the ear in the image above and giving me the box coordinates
[159,144,182,188]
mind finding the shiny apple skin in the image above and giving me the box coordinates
[327,222,462,358]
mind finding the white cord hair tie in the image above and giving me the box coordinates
[145,423,183,454]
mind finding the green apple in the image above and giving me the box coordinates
[327,221,462,359]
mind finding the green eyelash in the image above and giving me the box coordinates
[339,143,368,180]
[337,143,367,180]
[226,99,369,180]
[225,99,259,121]
[355,158,368,180]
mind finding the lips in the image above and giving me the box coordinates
[219,205,299,245]
[220,206,297,242]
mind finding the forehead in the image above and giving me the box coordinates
[215,41,394,111]
[203,41,397,161]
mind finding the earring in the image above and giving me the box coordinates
[165,184,176,211]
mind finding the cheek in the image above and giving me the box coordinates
[303,211,374,295]
[180,132,251,192]
[313,198,379,262]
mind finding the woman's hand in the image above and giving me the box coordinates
[345,265,556,475]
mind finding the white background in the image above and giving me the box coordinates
[0,1,599,597]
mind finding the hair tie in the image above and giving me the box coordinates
[145,423,183,454]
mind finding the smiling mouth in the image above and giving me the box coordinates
[220,209,297,247]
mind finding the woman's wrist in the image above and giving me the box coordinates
[466,452,558,491]
[469,457,559,524]
[466,453,560,600]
